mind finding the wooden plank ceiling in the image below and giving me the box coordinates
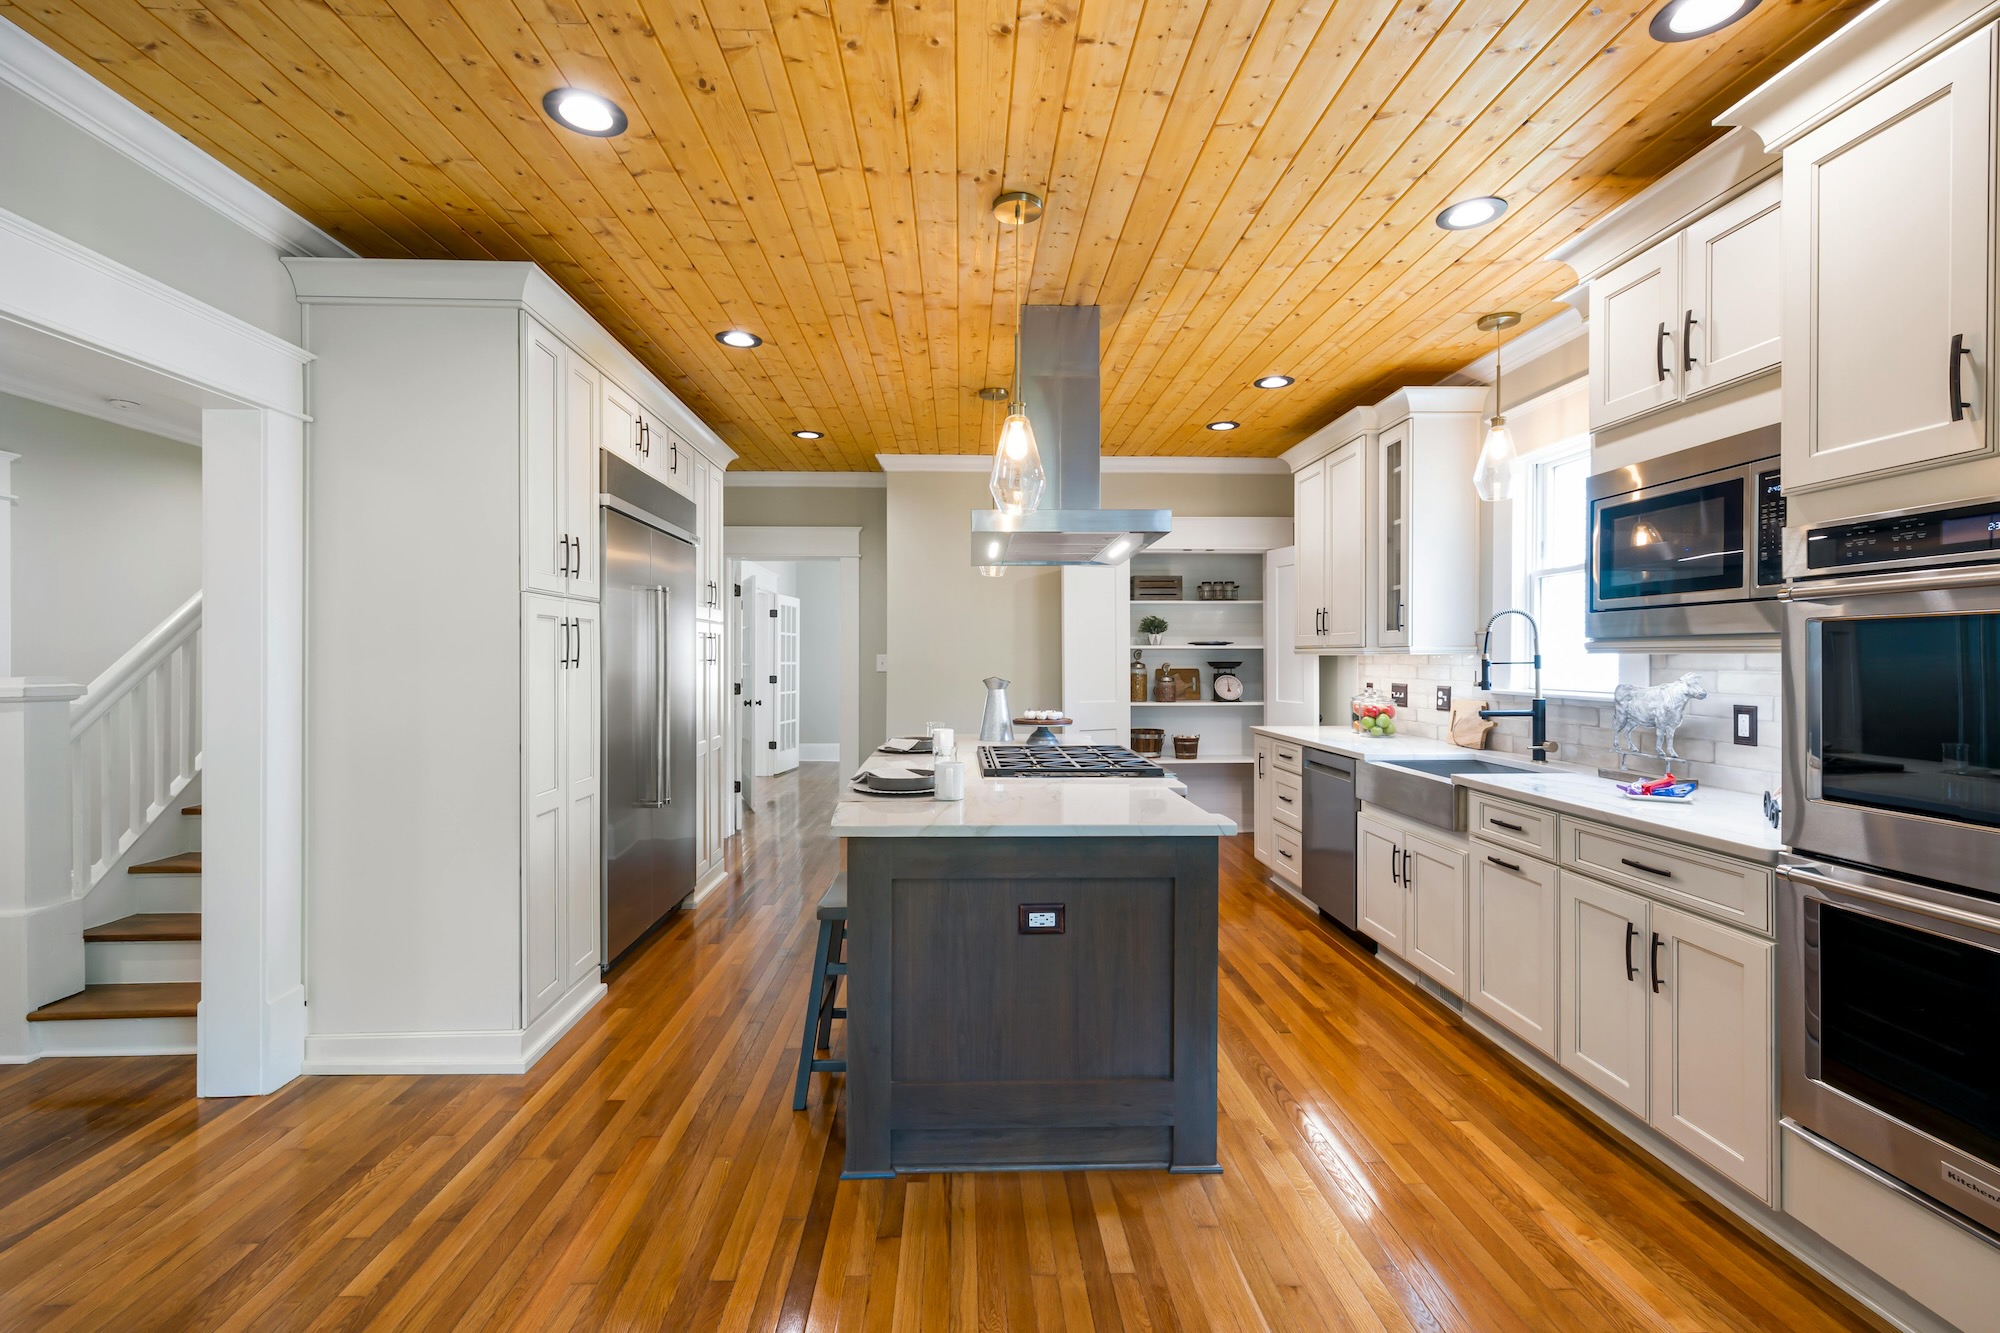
[2,0,1863,469]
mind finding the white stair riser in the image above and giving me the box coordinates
[85,940,201,985]
[124,878,202,915]
[33,1016,196,1057]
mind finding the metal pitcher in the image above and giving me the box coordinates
[979,676,1015,742]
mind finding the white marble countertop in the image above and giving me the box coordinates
[833,749,1237,838]
[1250,725,1781,863]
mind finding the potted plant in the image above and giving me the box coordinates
[1138,614,1169,645]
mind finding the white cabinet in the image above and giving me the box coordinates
[1292,438,1366,651]
[1357,813,1406,954]
[1061,563,1132,742]
[1683,178,1783,396]
[1649,903,1774,1200]
[1253,738,1274,864]
[1377,396,1482,655]
[1372,423,1411,650]
[1470,848,1559,1057]
[1782,26,1993,492]
[1588,178,1783,432]
[1559,871,1650,1118]
[601,376,649,476]
[696,624,727,882]
[524,595,599,1022]
[1355,809,1469,995]
[523,317,599,601]
[1263,547,1319,726]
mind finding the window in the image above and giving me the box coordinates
[1507,437,1625,696]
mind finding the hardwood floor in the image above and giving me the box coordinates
[0,765,1885,1331]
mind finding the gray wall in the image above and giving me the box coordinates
[724,483,889,753]
[2,390,203,683]
[0,82,303,340]
[794,561,841,746]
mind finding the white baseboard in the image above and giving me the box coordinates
[33,1015,197,1057]
[300,976,604,1075]
[688,861,730,907]
[798,743,840,762]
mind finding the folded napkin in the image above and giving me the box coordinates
[878,736,933,754]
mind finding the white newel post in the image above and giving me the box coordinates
[0,679,85,1061]
[199,407,306,1096]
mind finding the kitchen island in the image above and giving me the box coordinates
[831,752,1235,1177]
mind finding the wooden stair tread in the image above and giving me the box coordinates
[83,913,201,943]
[129,852,201,875]
[28,982,199,1021]
[181,804,202,816]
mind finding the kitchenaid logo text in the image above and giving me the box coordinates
[1942,1163,2000,1209]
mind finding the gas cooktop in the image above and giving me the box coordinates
[979,744,1167,779]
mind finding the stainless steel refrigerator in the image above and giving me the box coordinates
[599,452,698,967]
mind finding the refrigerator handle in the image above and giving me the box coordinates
[656,584,671,805]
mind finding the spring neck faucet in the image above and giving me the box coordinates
[1476,610,1549,763]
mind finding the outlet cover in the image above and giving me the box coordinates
[1733,704,1759,747]
[1390,683,1410,707]
[1435,685,1452,712]
[1018,903,1065,934]
[876,653,889,672]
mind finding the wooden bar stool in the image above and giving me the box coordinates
[793,873,848,1111]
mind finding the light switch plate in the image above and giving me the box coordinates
[876,653,889,672]
[1435,685,1452,712]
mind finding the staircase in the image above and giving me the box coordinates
[27,803,203,1054]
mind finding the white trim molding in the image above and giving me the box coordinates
[874,453,1287,474]
[0,207,311,419]
[0,15,350,260]
[0,368,201,446]
[303,977,605,1075]
[724,526,864,775]
[1546,129,1776,282]
[726,470,887,488]
[1450,308,1586,387]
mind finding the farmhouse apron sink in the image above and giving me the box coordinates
[1357,756,1541,831]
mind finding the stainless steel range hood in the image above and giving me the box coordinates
[970,305,1171,566]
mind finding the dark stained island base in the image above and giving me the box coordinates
[833,757,1235,1177]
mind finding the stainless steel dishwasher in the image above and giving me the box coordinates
[1301,749,1360,931]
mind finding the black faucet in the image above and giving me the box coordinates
[1476,609,1549,763]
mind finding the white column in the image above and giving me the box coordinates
[0,450,17,675]
[198,408,305,1097]
[0,679,85,1061]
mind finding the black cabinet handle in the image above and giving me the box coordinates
[572,618,582,668]
[558,535,568,577]
[1278,847,1293,860]
[671,438,680,472]
[1682,309,1697,370]
[1656,322,1671,382]
[1391,845,1403,885]
[1277,794,1293,805]
[1650,932,1665,993]
[1489,817,1524,833]
[1485,855,1521,874]
[1620,856,1673,879]
[1624,921,1639,981]
[1952,334,1973,422]
[1257,754,1265,778]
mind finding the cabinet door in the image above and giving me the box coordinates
[1356,814,1406,955]
[1404,831,1468,997]
[647,412,693,498]
[1783,27,1993,491]
[1293,457,1327,648]
[1648,903,1775,1201]
[601,376,646,474]
[564,356,601,602]
[1061,563,1131,741]
[564,603,601,987]
[1559,872,1649,1119]
[523,318,569,597]
[1324,440,1367,649]
[523,594,569,1022]
[1373,427,1409,649]
[1682,178,1782,397]
[690,455,719,621]
[1252,740,1274,865]
[1470,851,1559,1057]
[1264,548,1318,726]
[1589,236,1682,430]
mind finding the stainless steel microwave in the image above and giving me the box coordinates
[1585,427,1784,646]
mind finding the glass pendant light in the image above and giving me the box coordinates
[989,192,1047,516]
[1472,311,1522,502]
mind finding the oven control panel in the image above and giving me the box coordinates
[1805,499,2000,572]
[1756,469,1786,587]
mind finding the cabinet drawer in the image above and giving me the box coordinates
[1270,741,1303,775]
[1470,794,1557,861]
[1272,772,1303,829]
[1271,826,1302,884]
[1560,819,1772,935]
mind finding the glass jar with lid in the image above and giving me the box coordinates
[1350,681,1397,737]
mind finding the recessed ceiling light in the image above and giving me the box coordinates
[1206,420,1240,432]
[1436,196,1508,230]
[716,329,762,349]
[542,88,627,137]
[792,429,824,439]
[1253,375,1294,389]
[1649,0,1760,42]
[105,398,141,411]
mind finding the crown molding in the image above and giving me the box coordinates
[1451,307,1586,386]
[1546,129,1776,282]
[0,369,201,446]
[725,471,886,488]
[0,15,351,260]
[872,453,1287,474]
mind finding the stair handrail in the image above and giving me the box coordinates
[70,591,202,736]
[69,591,202,896]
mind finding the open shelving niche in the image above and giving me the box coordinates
[1130,550,1267,768]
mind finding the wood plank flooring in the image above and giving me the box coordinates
[0,764,1886,1331]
